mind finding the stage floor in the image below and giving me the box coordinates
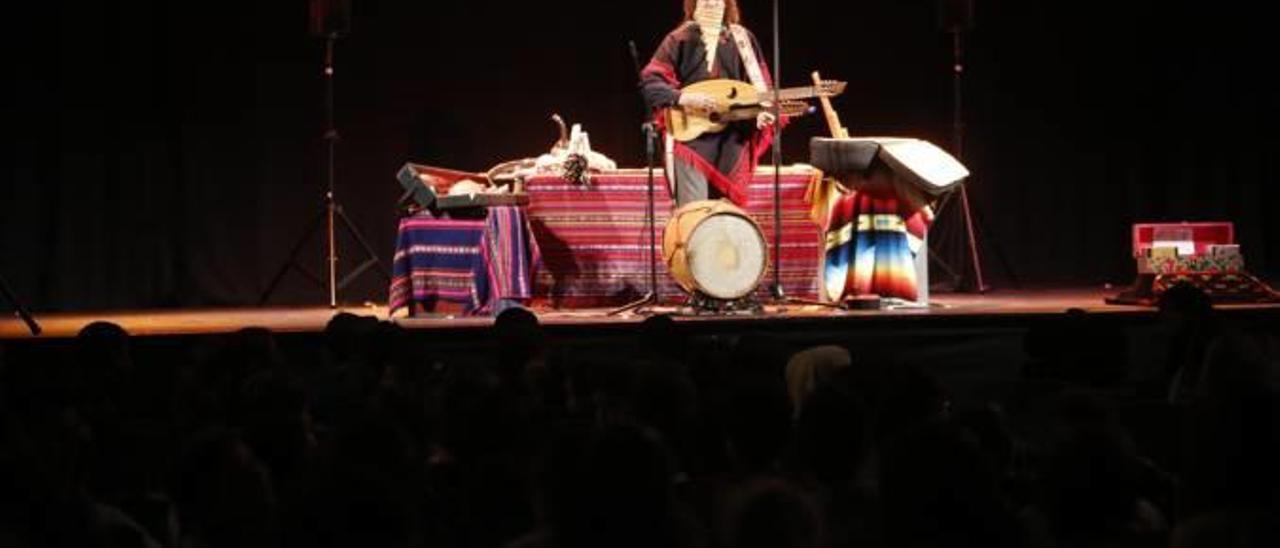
[5,288,1278,340]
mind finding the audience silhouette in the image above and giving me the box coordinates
[0,285,1275,548]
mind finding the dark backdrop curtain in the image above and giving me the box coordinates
[3,0,1276,311]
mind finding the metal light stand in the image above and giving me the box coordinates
[930,18,990,293]
[0,272,41,336]
[260,32,387,307]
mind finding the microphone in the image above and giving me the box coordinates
[626,40,655,144]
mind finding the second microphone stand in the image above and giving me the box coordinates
[0,271,41,336]
[609,121,662,316]
[611,41,664,316]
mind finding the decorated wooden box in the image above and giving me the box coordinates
[1109,221,1276,305]
[1131,222,1241,274]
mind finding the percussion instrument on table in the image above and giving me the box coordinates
[663,200,769,301]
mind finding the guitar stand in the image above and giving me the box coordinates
[0,271,41,336]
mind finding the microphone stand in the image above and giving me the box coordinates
[768,0,787,302]
[610,41,662,316]
[0,271,41,336]
[762,4,845,312]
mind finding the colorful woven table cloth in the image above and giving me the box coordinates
[388,206,540,316]
[524,166,823,308]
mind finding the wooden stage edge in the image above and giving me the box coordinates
[3,288,1278,340]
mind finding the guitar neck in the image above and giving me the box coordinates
[812,71,848,138]
[767,85,825,102]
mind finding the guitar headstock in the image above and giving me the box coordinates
[816,80,847,97]
[778,100,813,117]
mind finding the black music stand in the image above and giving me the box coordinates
[610,41,663,316]
[0,271,41,336]
[259,21,387,307]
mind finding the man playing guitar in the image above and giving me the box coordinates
[640,0,780,207]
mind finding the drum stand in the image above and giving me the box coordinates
[0,271,41,336]
[687,292,763,315]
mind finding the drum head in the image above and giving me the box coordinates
[686,213,767,300]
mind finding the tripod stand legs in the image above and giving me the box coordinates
[0,272,41,336]
[928,184,990,293]
[956,184,988,292]
[609,291,658,316]
[261,209,326,305]
[332,203,389,291]
[609,123,662,317]
[258,198,388,306]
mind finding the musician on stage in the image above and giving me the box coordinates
[641,0,781,207]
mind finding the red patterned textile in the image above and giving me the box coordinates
[525,166,822,308]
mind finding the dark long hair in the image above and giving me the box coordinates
[683,0,741,25]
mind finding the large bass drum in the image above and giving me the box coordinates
[662,200,768,300]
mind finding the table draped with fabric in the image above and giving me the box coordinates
[523,166,824,308]
[389,206,540,316]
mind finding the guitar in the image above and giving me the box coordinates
[666,78,846,142]
[811,70,849,139]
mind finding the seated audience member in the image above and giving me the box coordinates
[719,477,824,548]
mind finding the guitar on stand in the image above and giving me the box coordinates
[808,70,967,197]
[812,71,849,139]
[666,78,846,141]
[788,70,871,310]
